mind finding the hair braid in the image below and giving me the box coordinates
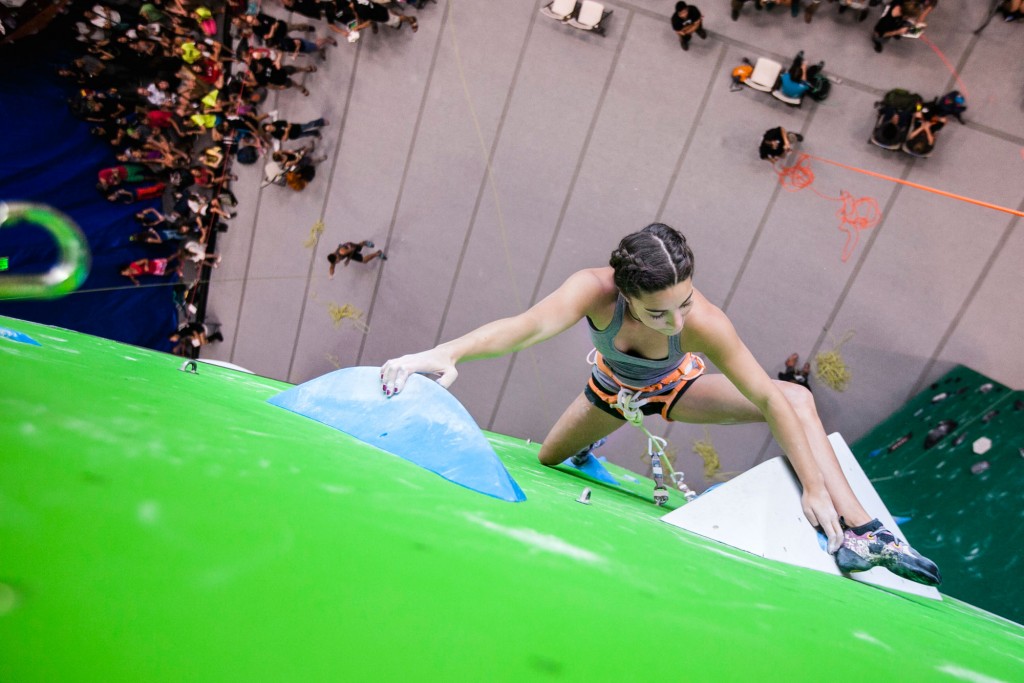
[610,223,695,298]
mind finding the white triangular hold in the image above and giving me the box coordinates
[661,433,941,599]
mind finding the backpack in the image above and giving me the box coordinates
[881,88,922,112]
[807,73,831,102]
[285,171,308,192]
[934,90,967,121]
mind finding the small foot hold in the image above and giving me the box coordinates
[576,487,592,505]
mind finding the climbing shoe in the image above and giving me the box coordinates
[834,518,941,586]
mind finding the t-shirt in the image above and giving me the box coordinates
[251,58,289,86]
[252,13,284,39]
[759,127,785,160]
[352,0,390,23]
[98,165,127,185]
[874,3,908,34]
[198,58,222,84]
[267,120,293,139]
[671,6,702,32]
[779,73,811,99]
[146,109,173,128]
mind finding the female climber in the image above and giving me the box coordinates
[379,223,940,586]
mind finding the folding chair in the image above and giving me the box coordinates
[771,73,804,107]
[540,0,577,21]
[566,0,613,35]
[745,57,782,93]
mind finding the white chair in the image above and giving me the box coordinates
[566,0,612,35]
[540,0,577,21]
[745,57,782,93]
[771,88,803,107]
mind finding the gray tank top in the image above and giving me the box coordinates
[588,295,686,387]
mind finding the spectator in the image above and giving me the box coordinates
[670,2,707,51]
[872,1,917,53]
[779,51,824,100]
[328,240,387,278]
[904,101,946,155]
[262,117,329,141]
[120,255,179,286]
[247,54,317,96]
[339,0,419,36]
[730,0,765,22]
[779,353,812,391]
[759,126,802,162]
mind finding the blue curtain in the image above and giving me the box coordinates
[0,36,177,351]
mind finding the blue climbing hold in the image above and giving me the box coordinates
[268,367,526,502]
[563,453,620,486]
[0,326,40,346]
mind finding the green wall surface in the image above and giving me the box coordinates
[2,317,1024,682]
[852,365,1024,625]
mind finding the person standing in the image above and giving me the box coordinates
[671,2,707,51]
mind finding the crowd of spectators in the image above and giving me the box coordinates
[56,0,430,357]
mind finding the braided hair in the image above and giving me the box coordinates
[609,223,695,298]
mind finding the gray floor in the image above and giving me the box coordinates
[205,0,1024,490]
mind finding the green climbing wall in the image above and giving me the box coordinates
[852,365,1024,624]
[3,318,1024,682]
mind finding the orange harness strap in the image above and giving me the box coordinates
[588,352,706,420]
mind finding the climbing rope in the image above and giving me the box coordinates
[814,331,855,392]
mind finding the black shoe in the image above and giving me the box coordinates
[873,39,883,53]
[681,37,690,51]
[207,331,224,343]
[795,133,804,142]
[379,253,388,261]
[837,2,847,12]
[731,7,740,19]
[364,240,375,248]
[697,28,707,38]
[859,8,869,21]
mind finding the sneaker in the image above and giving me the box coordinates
[834,519,941,586]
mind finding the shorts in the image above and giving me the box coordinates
[584,352,705,421]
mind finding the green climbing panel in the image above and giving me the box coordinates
[852,365,1024,624]
[2,319,1024,682]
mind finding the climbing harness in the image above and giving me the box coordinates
[586,349,702,505]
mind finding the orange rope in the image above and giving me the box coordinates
[806,154,1024,219]
[773,154,882,262]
